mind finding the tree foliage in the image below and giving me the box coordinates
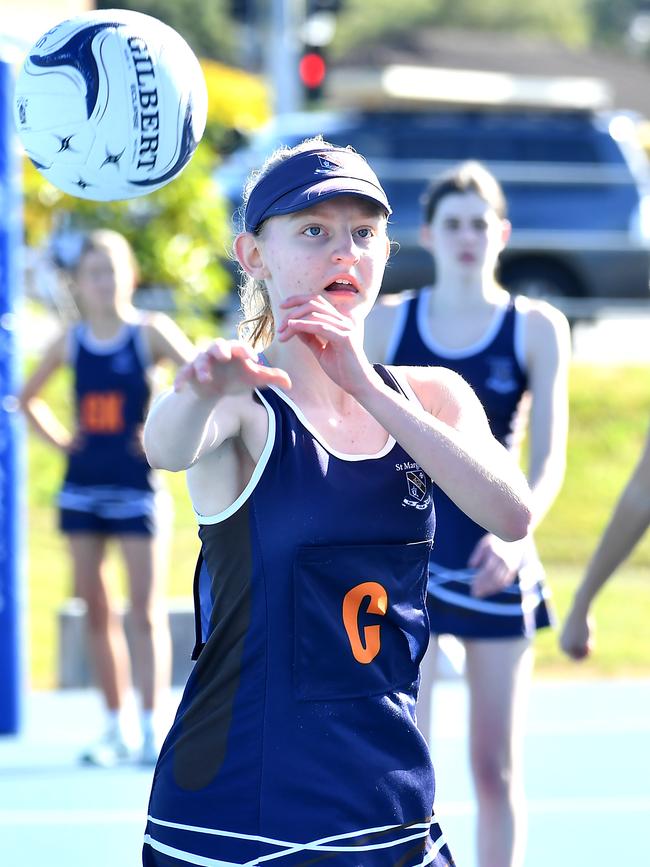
[95,0,643,61]
[96,0,238,63]
[201,58,270,152]
[434,0,590,45]
[332,0,592,55]
[586,0,640,46]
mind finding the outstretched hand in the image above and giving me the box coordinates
[277,293,373,393]
[174,338,291,398]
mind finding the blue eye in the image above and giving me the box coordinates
[303,226,322,237]
[356,227,373,239]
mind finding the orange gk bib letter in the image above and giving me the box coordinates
[342,581,388,664]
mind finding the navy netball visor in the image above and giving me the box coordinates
[244,147,392,233]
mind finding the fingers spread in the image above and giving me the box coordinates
[173,339,288,396]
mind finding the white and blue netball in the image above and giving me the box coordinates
[13,9,207,201]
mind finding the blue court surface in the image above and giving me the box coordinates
[0,678,648,867]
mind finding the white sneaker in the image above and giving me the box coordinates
[79,729,133,767]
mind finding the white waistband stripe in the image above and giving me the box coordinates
[146,815,436,864]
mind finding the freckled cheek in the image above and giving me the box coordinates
[293,276,308,292]
[271,263,311,294]
[294,255,320,290]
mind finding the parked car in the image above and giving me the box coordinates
[214,107,650,316]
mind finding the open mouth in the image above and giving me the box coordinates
[324,279,358,293]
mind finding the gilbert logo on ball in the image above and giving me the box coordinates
[13,8,208,201]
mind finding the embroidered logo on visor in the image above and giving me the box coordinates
[315,155,341,173]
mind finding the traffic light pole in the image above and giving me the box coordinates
[268,0,303,115]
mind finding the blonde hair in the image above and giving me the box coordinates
[235,136,344,350]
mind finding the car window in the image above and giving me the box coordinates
[474,134,600,162]
[387,111,624,165]
[315,126,393,159]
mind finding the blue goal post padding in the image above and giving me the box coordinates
[0,53,25,735]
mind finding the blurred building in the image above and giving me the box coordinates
[332,27,650,121]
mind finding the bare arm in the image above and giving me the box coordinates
[143,338,290,472]
[19,332,72,451]
[561,426,650,659]
[363,292,408,362]
[142,312,196,367]
[366,294,557,540]
[359,364,532,542]
[468,299,570,596]
[524,300,571,529]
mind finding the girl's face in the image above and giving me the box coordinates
[245,195,390,321]
[75,246,135,315]
[421,191,510,278]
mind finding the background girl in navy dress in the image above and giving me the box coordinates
[366,162,571,867]
[141,140,532,866]
[20,229,194,765]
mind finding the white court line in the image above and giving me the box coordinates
[2,797,650,826]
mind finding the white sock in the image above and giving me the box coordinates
[106,709,128,738]
[140,709,156,739]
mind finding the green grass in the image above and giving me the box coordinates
[534,565,650,678]
[536,362,650,565]
[22,358,650,686]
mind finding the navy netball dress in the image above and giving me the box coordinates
[59,322,164,535]
[143,367,456,867]
[387,290,552,639]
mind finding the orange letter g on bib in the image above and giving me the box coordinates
[342,581,388,664]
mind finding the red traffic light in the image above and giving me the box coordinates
[299,51,327,89]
